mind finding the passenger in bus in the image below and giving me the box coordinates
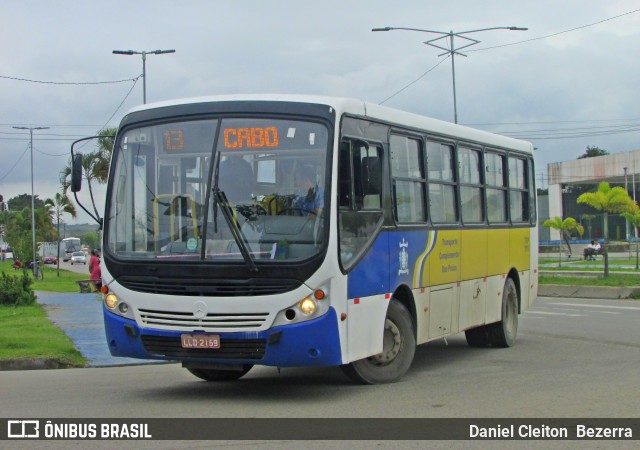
[293,165,324,216]
[218,154,254,203]
[89,249,102,292]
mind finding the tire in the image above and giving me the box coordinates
[465,326,491,347]
[341,299,416,384]
[488,278,518,348]
[186,364,253,381]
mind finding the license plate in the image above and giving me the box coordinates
[181,334,220,349]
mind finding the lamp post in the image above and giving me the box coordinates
[112,49,176,104]
[12,126,50,271]
[372,26,527,124]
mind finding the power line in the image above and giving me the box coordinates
[468,8,640,53]
[0,143,30,182]
[0,74,140,85]
[377,8,640,108]
[378,56,450,104]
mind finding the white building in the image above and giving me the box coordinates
[546,149,640,243]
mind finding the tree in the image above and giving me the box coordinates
[621,205,640,270]
[542,216,584,267]
[577,146,609,159]
[44,191,77,276]
[577,182,636,276]
[8,193,46,211]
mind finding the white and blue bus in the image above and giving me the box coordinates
[76,95,537,383]
[61,237,82,261]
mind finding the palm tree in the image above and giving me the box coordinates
[44,192,77,276]
[543,216,584,267]
[621,204,640,270]
[577,182,636,276]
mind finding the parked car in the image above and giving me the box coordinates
[70,251,87,265]
[43,255,57,264]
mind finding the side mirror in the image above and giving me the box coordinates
[71,153,83,192]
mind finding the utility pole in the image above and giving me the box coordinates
[12,126,50,272]
[372,26,527,123]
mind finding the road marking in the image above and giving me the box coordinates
[549,302,640,311]
[526,311,583,317]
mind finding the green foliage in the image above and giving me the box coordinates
[542,216,584,266]
[577,145,609,159]
[577,182,635,215]
[0,304,86,366]
[577,182,636,276]
[81,231,100,250]
[542,216,584,235]
[0,270,36,306]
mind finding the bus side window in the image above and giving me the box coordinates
[361,155,381,209]
[339,139,382,211]
[338,142,352,208]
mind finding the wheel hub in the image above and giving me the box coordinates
[368,318,402,366]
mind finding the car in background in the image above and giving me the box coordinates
[70,251,87,265]
[43,255,57,264]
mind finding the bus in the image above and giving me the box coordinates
[72,95,537,384]
[61,237,82,261]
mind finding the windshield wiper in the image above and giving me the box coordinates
[213,189,258,273]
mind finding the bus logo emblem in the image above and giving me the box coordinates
[193,301,208,319]
[398,239,409,275]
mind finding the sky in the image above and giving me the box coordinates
[2,0,640,224]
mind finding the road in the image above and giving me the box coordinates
[1,297,638,448]
[56,257,90,274]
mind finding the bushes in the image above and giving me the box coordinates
[0,270,36,306]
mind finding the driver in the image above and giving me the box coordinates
[293,165,324,216]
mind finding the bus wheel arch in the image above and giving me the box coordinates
[465,274,519,348]
[391,284,417,337]
[507,268,522,313]
[488,276,519,348]
[341,295,416,384]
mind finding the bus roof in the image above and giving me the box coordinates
[124,94,532,153]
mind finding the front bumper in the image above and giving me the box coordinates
[103,305,343,367]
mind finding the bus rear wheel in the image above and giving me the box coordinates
[464,326,490,347]
[341,299,416,384]
[488,278,518,348]
[186,364,253,381]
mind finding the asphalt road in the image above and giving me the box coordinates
[2,297,638,448]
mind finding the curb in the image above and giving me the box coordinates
[0,357,79,371]
[538,284,640,299]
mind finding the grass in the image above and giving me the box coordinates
[540,273,640,287]
[0,259,88,367]
[540,253,640,295]
[0,304,86,367]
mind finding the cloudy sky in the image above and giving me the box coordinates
[2,0,640,224]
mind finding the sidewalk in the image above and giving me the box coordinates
[22,291,159,368]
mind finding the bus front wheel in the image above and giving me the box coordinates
[341,299,416,384]
[186,364,253,381]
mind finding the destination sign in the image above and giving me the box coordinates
[223,126,279,149]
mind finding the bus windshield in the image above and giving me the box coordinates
[106,117,330,264]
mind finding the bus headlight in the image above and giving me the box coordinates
[299,297,317,315]
[272,287,330,327]
[105,293,119,309]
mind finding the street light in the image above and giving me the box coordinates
[372,26,527,124]
[112,49,176,104]
[12,126,50,272]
